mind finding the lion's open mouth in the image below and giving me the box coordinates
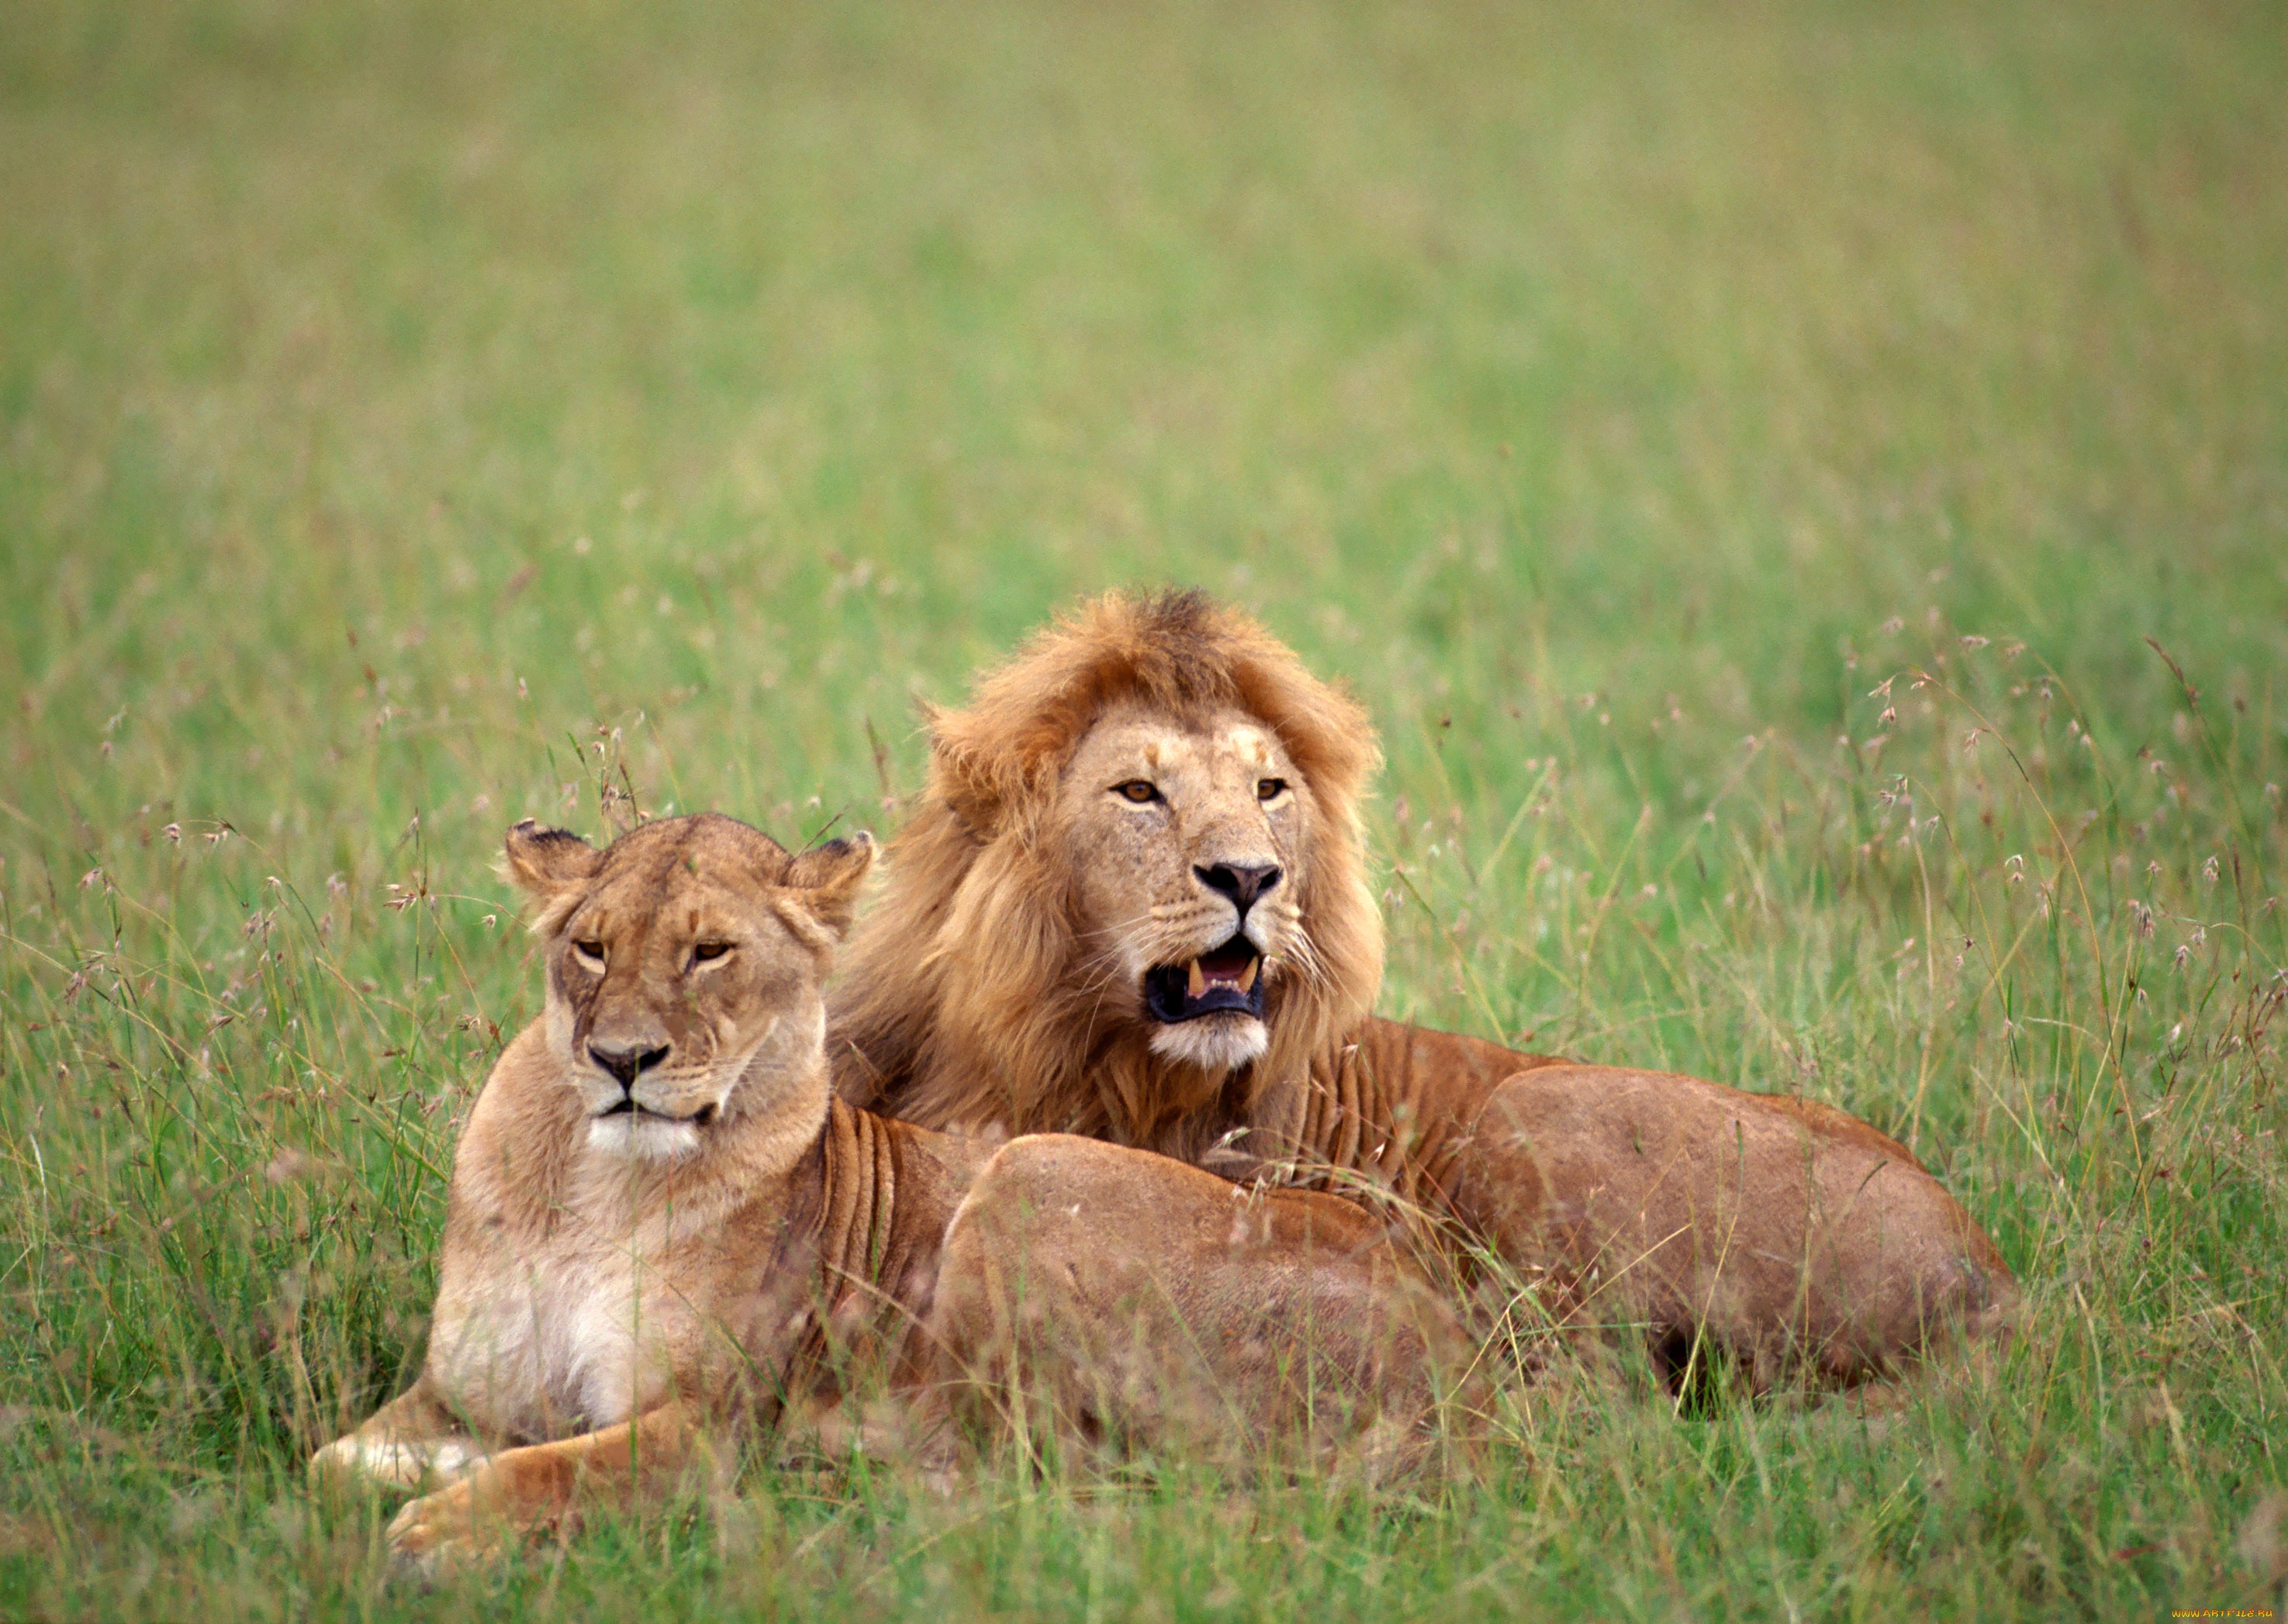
[1143,935,1266,1024]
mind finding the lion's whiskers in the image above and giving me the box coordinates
[1275,920,1332,993]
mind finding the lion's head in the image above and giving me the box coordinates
[830,590,1381,1155]
[503,813,874,1160]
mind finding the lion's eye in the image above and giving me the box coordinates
[1257,777,1287,802]
[571,940,607,969]
[1113,780,1160,805]
[690,941,733,965]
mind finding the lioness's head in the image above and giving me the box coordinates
[831,590,1383,1151]
[504,813,874,1160]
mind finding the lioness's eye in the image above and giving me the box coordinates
[1257,777,1287,801]
[1113,780,1160,805]
[572,940,607,969]
[690,941,733,965]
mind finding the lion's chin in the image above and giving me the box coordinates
[1148,1014,1269,1073]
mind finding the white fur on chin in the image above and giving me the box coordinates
[1149,1014,1269,1072]
[586,1114,704,1160]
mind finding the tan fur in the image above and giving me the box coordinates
[930,1135,1467,1479]
[314,813,1462,1567]
[832,591,2017,1385]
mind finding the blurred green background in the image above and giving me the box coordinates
[2,0,2283,1617]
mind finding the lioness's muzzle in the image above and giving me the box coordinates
[597,1097,717,1126]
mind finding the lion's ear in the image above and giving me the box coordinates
[927,701,1031,834]
[502,820,601,908]
[786,831,876,938]
[923,702,991,830]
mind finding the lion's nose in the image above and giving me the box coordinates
[589,1041,671,1090]
[1194,862,1282,917]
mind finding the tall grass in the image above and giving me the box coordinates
[2,0,2283,1616]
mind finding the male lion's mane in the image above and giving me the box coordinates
[830,589,1383,1159]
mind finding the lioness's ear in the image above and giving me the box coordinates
[502,820,601,910]
[786,831,876,938]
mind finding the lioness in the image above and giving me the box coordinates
[313,813,1462,1564]
[831,590,2016,1389]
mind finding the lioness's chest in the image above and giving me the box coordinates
[427,1223,716,1443]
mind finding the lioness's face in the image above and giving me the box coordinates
[504,815,873,1160]
[1056,703,1315,1072]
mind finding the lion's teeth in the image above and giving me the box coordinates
[1187,959,1207,998]
[1237,958,1258,994]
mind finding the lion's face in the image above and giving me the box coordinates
[1055,703,1318,1073]
[830,589,1384,1149]
[504,815,873,1160]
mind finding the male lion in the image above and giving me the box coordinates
[314,813,1462,1565]
[831,590,2015,1389]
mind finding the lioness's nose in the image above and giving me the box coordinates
[589,1041,671,1090]
[1194,862,1282,917]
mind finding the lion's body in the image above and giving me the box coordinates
[832,592,2016,1384]
[1271,1020,2013,1384]
[314,814,1460,1566]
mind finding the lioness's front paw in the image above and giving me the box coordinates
[385,1481,512,1572]
[313,1434,489,1494]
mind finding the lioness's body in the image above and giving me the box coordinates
[315,814,1459,1564]
[832,591,2015,1386]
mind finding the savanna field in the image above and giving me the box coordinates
[2,0,2285,1616]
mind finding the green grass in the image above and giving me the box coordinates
[2,0,2285,1615]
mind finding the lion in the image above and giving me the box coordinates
[830,589,2017,1390]
[312,813,1465,1566]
